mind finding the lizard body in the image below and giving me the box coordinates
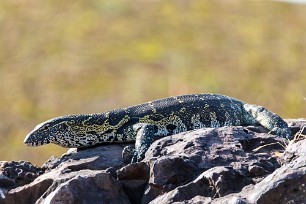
[24,94,291,162]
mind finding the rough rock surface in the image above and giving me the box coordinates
[0,119,305,204]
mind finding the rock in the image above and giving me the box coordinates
[0,161,43,189]
[0,119,305,204]
[148,175,213,204]
[175,196,212,204]
[285,118,306,135]
[207,139,306,204]
[117,162,150,180]
[117,162,150,203]
[142,156,201,203]
[2,168,130,204]
[120,180,148,204]
[202,166,252,197]
[248,164,268,177]
[282,135,306,163]
[0,145,130,204]
[246,139,306,203]
[42,170,131,204]
[42,144,130,171]
[144,126,283,186]
[150,166,252,203]
[3,177,53,204]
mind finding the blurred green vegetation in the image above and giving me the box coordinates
[0,0,305,165]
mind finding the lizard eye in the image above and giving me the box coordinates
[40,124,50,131]
[61,123,69,130]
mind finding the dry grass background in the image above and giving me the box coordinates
[0,0,305,165]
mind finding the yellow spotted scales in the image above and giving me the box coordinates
[24,93,291,162]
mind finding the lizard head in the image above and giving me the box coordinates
[24,114,105,148]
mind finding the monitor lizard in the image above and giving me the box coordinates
[24,94,291,162]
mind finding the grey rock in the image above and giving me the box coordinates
[117,162,150,203]
[247,139,306,203]
[42,170,130,204]
[42,144,130,171]
[0,145,130,204]
[207,139,306,204]
[285,118,306,135]
[0,161,43,189]
[248,164,268,177]
[142,156,201,203]
[282,136,306,163]
[120,180,148,204]
[143,126,285,171]
[0,119,305,204]
[202,166,252,197]
[149,166,251,203]
[148,170,213,204]
[117,162,150,180]
[2,176,53,204]
[173,196,212,204]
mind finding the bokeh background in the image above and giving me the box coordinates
[0,0,305,165]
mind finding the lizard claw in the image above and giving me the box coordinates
[122,145,135,163]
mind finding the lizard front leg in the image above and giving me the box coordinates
[242,104,291,139]
[122,123,159,163]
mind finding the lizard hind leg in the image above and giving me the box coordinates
[242,104,292,139]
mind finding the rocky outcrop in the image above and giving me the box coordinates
[0,119,305,204]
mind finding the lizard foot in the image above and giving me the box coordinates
[122,145,135,163]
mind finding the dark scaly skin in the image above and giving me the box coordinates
[24,94,291,161]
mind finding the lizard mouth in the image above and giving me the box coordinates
[24,138,50,147]
[24,141,41,147]
[24,133,46,147]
